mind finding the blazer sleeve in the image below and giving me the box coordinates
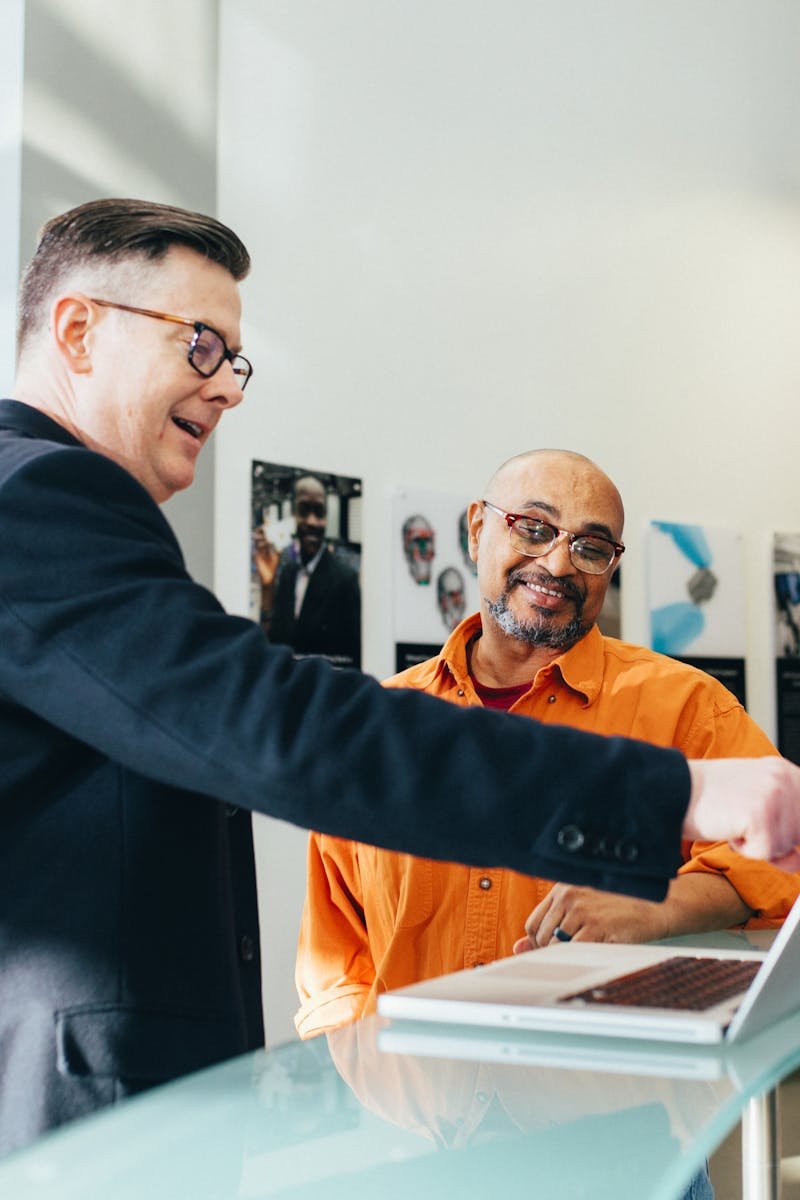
[0,444,690,898]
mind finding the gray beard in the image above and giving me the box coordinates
[486,585,590,650]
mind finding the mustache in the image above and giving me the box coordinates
[507,567,584,604]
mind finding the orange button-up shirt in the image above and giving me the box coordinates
[295,615,797,1038]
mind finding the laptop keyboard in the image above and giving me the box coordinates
[561,956,762,1011]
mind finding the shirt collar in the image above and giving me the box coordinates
[436,613,604,705]
[437,612,483,686]
[543,624,605,705]
[0,399,83,447]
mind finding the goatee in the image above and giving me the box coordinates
[485,576,589,650]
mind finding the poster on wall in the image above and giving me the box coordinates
[774,532,800,764]
[393,488,480,674]
[251,460,362,669]
[647,520,747,706]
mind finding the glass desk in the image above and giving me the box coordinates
[1,1007,799,1199]
[0,930,794,1200]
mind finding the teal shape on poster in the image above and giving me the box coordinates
[652,522,712,570]
[651,602,705,655]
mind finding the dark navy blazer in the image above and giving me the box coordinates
[270,549,361,666]
[0,399,688,1153]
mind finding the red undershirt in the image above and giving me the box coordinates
[470,677,531,711]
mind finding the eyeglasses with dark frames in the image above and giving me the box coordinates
[482,500,624,575]
[89,299,253,391]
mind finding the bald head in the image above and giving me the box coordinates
[483,449,624,541]
[467,448,625,664]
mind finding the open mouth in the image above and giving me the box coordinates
[172,417,203,439]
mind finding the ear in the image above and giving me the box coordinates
[466,500,484,565]
[51,294,95,376]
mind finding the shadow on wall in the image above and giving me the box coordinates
[19,0,220,586]
[20,0,218,257]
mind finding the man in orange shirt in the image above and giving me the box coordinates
[295,449,798,1038]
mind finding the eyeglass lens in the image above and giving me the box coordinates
[509,520,615,574]
[189,327,252,390]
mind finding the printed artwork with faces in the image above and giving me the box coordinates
[458,509,478,578]
[437,567,466,632]
[394,488,480,648]
[402,514,436,585]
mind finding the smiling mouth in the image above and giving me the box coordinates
[523,580,566,600]
[512,574,582,608]
[172,417,203,439]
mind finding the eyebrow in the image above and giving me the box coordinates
[518,499,617,543]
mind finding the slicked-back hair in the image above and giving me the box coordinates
[17,197,251,356]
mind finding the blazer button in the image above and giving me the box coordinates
[239,934,256,963]
[614,839,640,864]
[556,825,585,853]
[225,805,240,818]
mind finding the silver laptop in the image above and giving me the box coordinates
[377,898,800,1045]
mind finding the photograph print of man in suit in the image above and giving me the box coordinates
[252,462,362,669]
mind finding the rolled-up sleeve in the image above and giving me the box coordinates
[295,834,374,1038]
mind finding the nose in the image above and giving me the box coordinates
[201,359,245,409]
[535,531,575,575]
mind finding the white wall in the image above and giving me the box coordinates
[217,0,800,1045]
[19,0,220,585]
[1,0,25,396]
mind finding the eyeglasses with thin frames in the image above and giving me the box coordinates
[89,299,253,391]
[482,500,624,575]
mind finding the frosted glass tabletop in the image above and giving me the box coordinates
[3,998,800,1200]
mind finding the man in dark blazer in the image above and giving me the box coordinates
[269,475,361,667]
[1,198,798,1156]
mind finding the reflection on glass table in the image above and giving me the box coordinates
[1,994,800,1200]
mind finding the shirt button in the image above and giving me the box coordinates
[457,689,465,697]
[479,876,492,890]
[547,694,556,704]
[239,934,256,963]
